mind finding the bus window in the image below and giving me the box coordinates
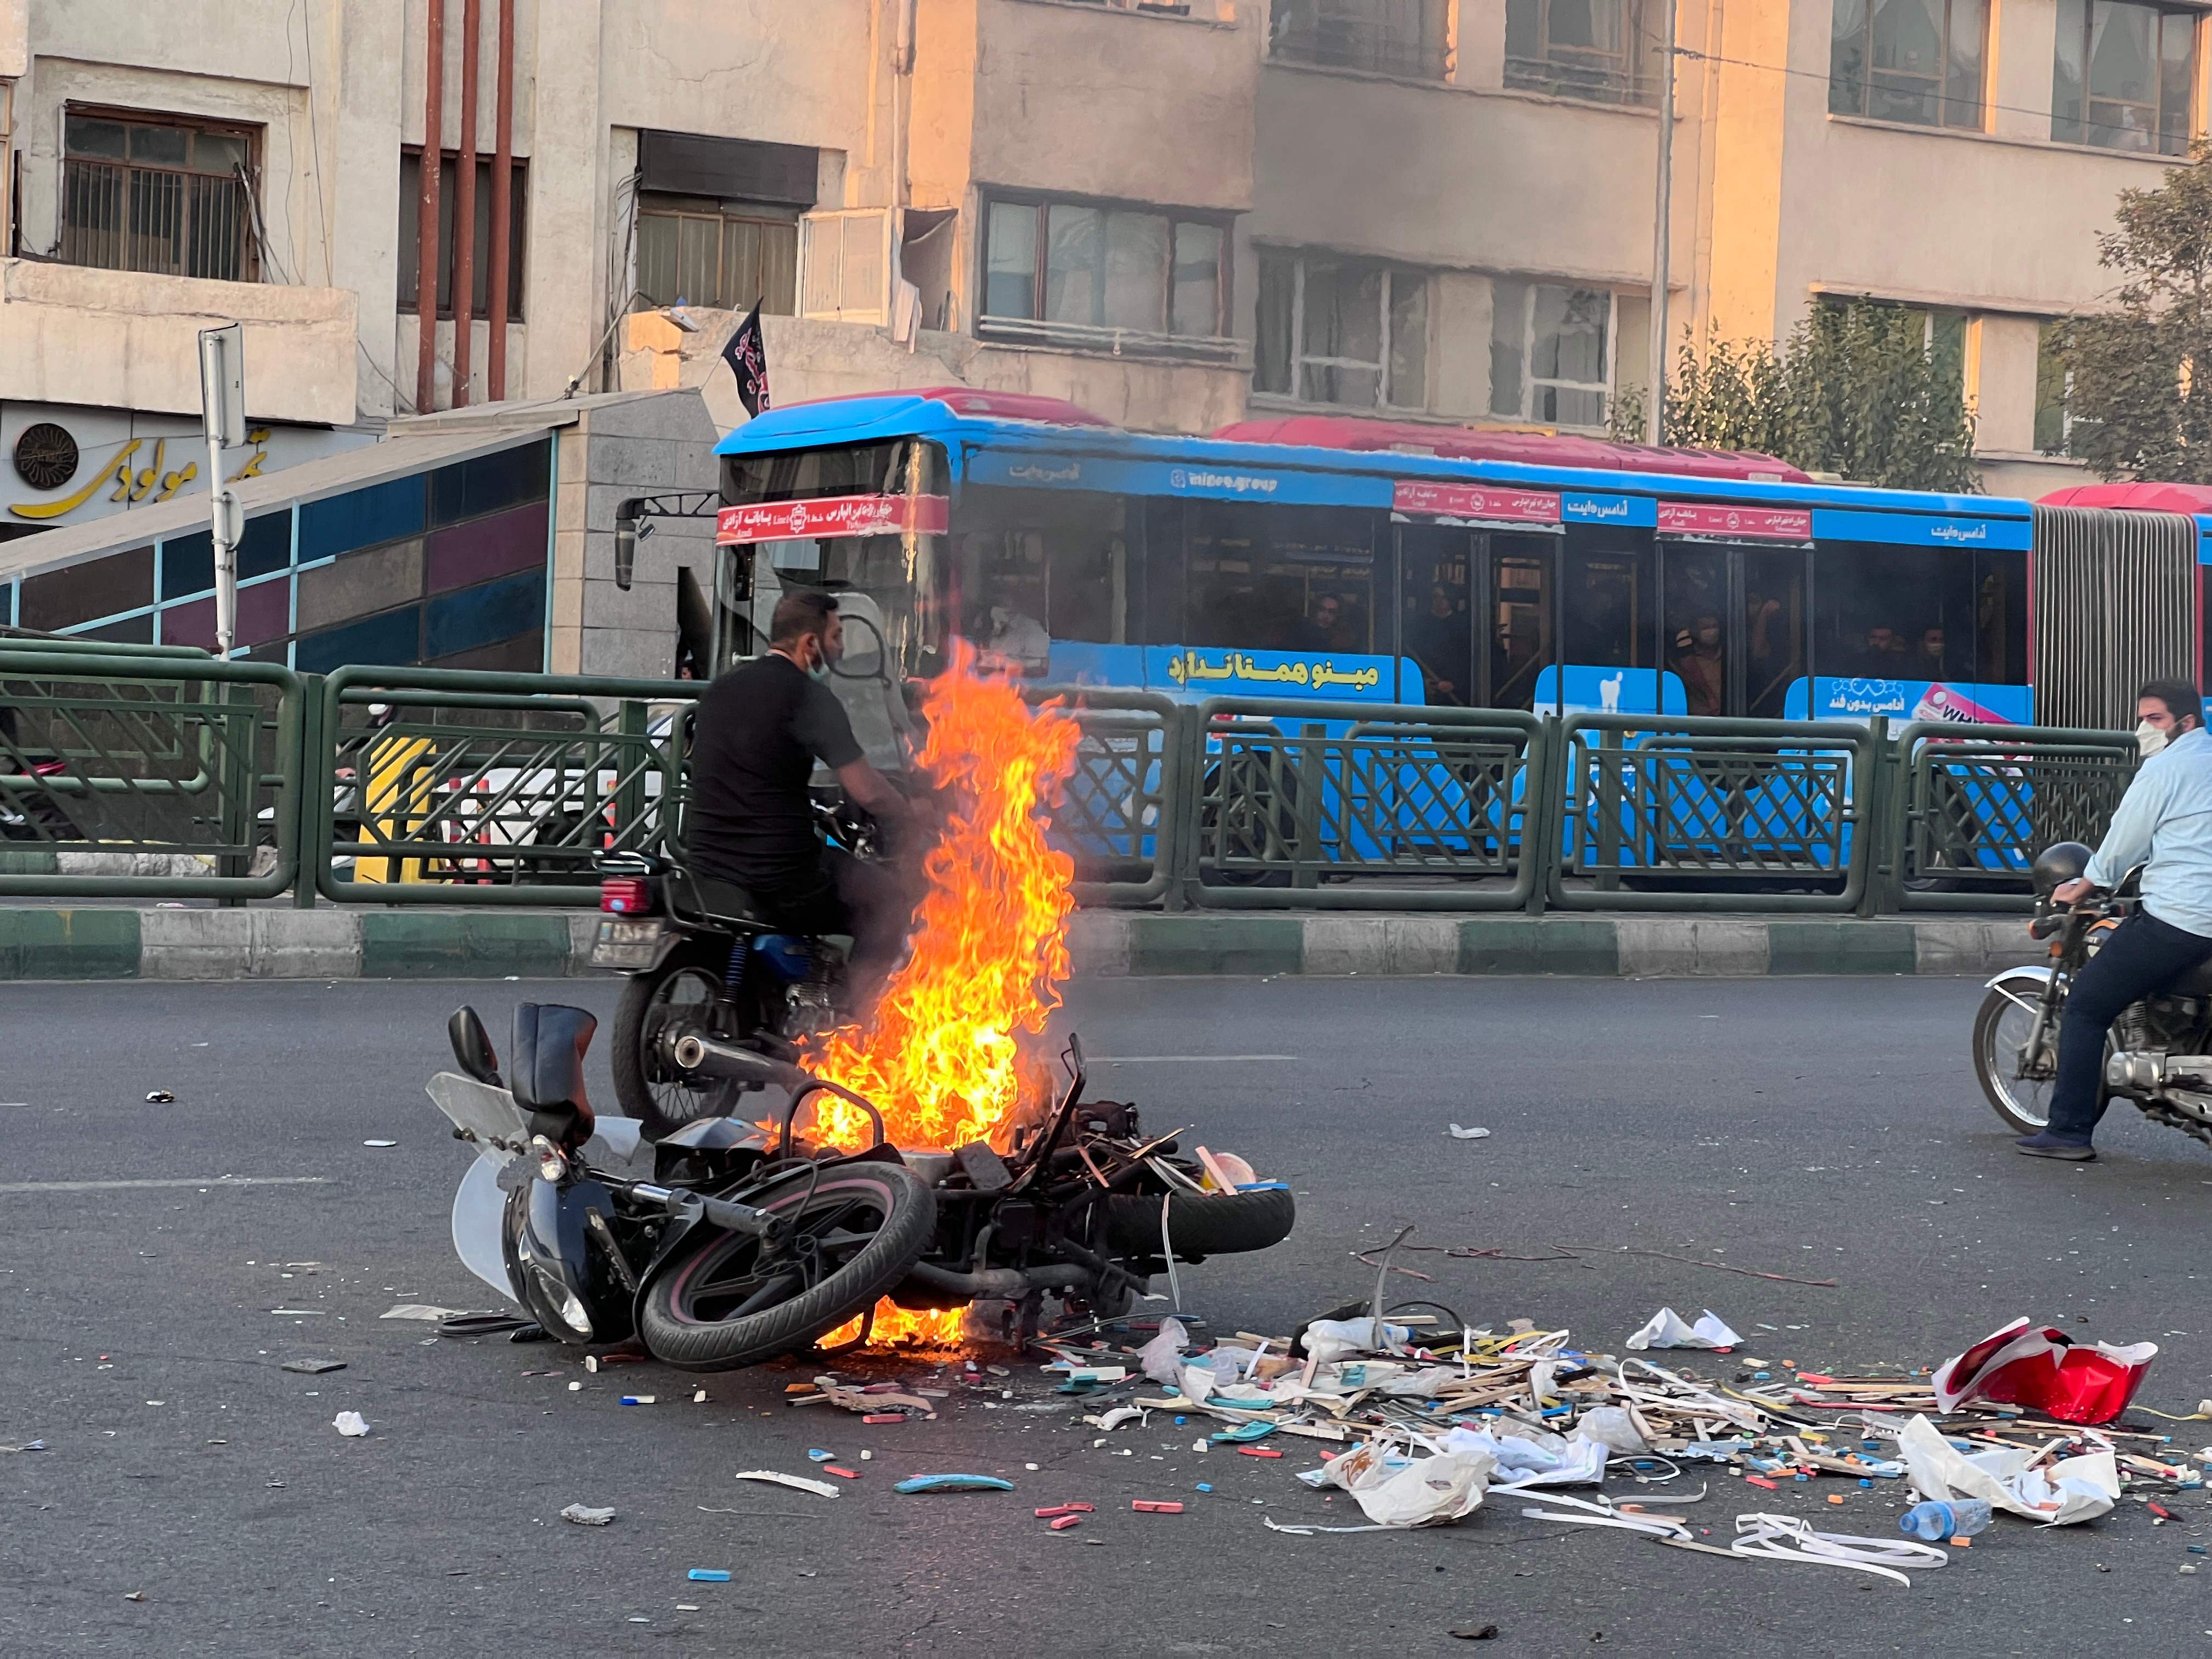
[1742,546,1807,719]
[1401,524,1471,705]
[1973,547,2028,685]
[723,438,913,505]
[1186,502,1376,654]
[1813,544,1977,684]
[1561,535,1650,673]
[944,486,1131,673]
[1486,535,1553,710]
[1662,546,1728,716]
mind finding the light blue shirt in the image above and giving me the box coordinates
[2086,724,2212,939]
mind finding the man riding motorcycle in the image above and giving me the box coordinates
[685,589,917,1001]
[2018,677,2212,1161]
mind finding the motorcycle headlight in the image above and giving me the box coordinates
[529,1259,592,1341]
[531,1134,568,1184]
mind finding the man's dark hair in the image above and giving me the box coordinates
[2140,677,2203,729]
[769,589,839,647]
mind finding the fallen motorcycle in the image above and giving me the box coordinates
[1975,840,2212,1152]
[429,1003,1295,1368]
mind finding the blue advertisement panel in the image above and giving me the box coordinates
[1560,493,1657,527]
[1783,676,2034,725]
[1046,640,1415,702]
[1533,663,1690,716]
[1809,508,2032,551]
[964,449,1394,510]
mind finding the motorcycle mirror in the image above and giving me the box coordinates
[447,1005,501,1086]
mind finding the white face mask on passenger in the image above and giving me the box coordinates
[2138,720,2169,758]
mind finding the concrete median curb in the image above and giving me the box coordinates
[0,906,2042,982]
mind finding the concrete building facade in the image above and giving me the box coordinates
[0,0,2204,667]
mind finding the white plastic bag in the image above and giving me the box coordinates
[1576,1406,1649,1455]
[1137,1317,1191,1385]
[1302,1317,1412,1364]
[331,1411,369,1437]
[1625,1307,1742,1351]
[1317,1437,1496,1527]
[1895,1413,2118,1526]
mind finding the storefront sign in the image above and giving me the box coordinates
[3,405,373,526]
[714,493,951,544]
[1391,481,1561,524]
[1656,502,1813,540]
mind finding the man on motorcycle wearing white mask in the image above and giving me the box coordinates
[2022,679,2212,1159]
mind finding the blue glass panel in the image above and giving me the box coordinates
[424,569,546,658]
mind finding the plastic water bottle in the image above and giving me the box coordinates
[1899,1499,1992,1541]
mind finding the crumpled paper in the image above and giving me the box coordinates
[1932,1318,2157,1426]
[1576,1406,1649,1455]
[1308,1437,1496,1527]
[1895,1413,2118,1527]
[560,1503,616,1526]
[330,1411,369,1437]
[1440,1424,1607,1488]
[1625,1307,1741,1351]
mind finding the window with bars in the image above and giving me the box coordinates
[2052,0,2200,155]
[1829,0,1990,129]
[1491,280,1615,428]
[1254,247,1431,409]
[59,109,257,282]
[396,149,529,319]
[1268,0,1453,81]
[1504,0,1661,106]
[980,197,1230,350]
[634,195,799,315]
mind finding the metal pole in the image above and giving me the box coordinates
[416,0,445,413]
[197,323,245,656]
[1647,0,1677,445]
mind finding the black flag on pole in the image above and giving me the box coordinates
[722,302,772,419]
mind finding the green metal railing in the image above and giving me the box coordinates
[311,666,699,907]
[1549,713,1880,913]
[1181,698,1547,910]
[1880,720,2138,913]
[1030,687,1189,907]
[0,648,301,899]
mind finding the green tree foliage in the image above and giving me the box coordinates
[2057,142,2212,483]
[1612,301,1980,493]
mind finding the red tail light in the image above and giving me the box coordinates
[600,877,652,915]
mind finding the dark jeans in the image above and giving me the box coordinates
[2047,909,2212,1144]
[755,848,912,994]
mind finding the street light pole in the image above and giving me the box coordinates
[198,324,246,656]
[1647,0,1677,445]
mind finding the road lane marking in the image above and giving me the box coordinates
[0,1177,332,1194]
[1088,1055,1300,1063]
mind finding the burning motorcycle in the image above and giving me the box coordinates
[428,1002,1295,1368]
[1974,841,2212,1151]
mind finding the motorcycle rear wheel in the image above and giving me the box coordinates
[612,941,739,1140]
[639,1161,936,1371]
[1973,974,2063,1134]
[1101,1186,1296,1260]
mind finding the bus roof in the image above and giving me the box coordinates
[2039,480,2212,521]
[715,389,2029,520]
[1214,414,1811,484]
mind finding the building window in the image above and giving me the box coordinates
[1829,0,1989,128]
[1268,0,1452,81]
[2052,0,2200,154]
[2035,320,2075,454]
[980,198,1229,349]
[635,198,798,314]
[59,109,257,281]
[1816,297,1968,402]
[1254,249,1430,409]
[1504,0,1659,106]
[1490,280,1613,428]
[396,149,528,319]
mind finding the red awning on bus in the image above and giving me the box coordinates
[1212,414,1810,486]
[2038,481,2212,515]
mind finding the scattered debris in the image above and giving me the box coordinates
[144,1091,174,1104]
[619,1395,657,1406]
[1448,1626,1500,1641]
[560,1504,616,1526]
[732,1470,840,1499]
[687,1569,731,1582]
[379,1304,465,1322]
[894,1474,1014,1494]
[1446,1125,1491,1140]
[1626,1308,1742,1351]
[363,1139,398,1149]
[280,1359,346,1375]
[0,1440,47,1453]
[330,1412,369,1437]
[812,1375,937,1419]
[1131,1500,1184,1514]
[1932,1318,2157,1425]
[123,1591,145,1602]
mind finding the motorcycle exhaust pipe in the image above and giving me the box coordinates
[900,1260,1093,1300]
[672,1032,809,1091]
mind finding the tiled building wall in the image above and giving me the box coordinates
[0,438,554,673]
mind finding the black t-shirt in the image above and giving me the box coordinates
[685,654,863,891]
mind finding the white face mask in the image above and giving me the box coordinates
[2137,720,2169,758]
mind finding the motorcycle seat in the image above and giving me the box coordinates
[673,874,776,930]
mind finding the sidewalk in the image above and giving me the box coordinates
[0,905,2041,981]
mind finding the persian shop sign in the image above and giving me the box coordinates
[715,493,952,544]
[4,408,374,526]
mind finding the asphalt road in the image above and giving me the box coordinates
[4,974,2211,1657]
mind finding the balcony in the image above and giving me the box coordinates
[0,258,360,427]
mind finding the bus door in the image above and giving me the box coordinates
[1395,521,1557,710]
[1657,535,1812,719]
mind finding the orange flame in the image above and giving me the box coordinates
[806,650,1080,1348]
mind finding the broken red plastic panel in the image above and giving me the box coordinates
[1932,1318,2157,1426]
[1048,1514,1082,1532]
[1033,1504,1095,1518]
[1131,1500,1184,1513]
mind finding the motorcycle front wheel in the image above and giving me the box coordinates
[1973,973,2064,1134]
[638,1161,937,1370]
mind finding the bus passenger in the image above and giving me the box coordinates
[1914,625,1948,680]
[1410,585,1470,704]
[1672,613,1725,716]
[1860,624,1906,677]
[980,602,1051,676]
[1293,594,1343,652]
